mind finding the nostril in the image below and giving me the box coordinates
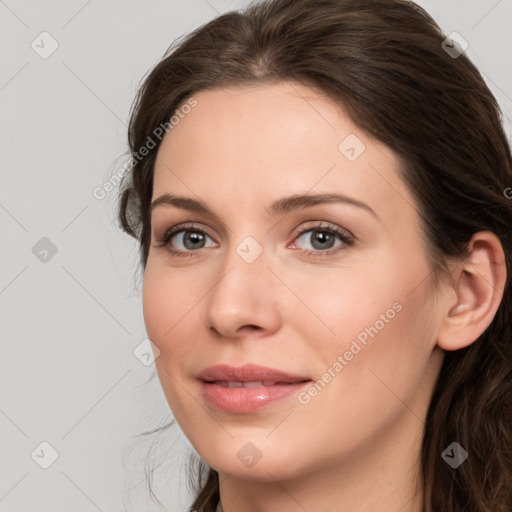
[242,325,260,331]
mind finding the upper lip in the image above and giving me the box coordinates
[197,363,311,383]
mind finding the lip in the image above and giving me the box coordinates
[197,363,310,383]
[197,363,312,413]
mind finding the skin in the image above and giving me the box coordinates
[142,81,507,512]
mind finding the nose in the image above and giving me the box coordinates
[204,242,281,340]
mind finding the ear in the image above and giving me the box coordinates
[437,231,507,351]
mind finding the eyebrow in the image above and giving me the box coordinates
[150,192,379,220]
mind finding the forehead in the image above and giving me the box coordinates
[152,81,415,227]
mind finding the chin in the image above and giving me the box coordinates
[195,436,310,482]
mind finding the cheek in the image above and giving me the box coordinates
[289,250,436,392]
[142,261,202,364]
[283,260,403,353]
[283,269,436,456]
[142,262,204,423]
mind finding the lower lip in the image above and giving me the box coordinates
[200,381,311,413]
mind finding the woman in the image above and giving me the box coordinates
[117,0,512,510]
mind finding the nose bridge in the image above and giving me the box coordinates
[217,215,269,285]
[211,232,268,309]
[205,231,280,337]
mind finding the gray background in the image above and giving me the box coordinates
[1,1,511,511]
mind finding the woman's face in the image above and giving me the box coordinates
[143,81,446,482]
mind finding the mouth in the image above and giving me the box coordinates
[197,364,312,413]
[197,362,310,383]
[206,380,310,388]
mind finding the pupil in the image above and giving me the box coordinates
[312,230,334,250]
[184,232,204,249]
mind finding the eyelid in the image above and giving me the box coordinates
[287,221,355,251]
[159,222,218,245]
[159,221,352,242]
[289,220,353,240]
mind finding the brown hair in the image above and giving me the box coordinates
[117,0,512,510]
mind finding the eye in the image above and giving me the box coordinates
[158,223,217,257]
[290,221,354,257]
[156,221,354,259]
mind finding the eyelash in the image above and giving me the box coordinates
[157,221,355,259]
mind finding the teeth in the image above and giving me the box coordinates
[214,380,279,388]
[236,381,260,388]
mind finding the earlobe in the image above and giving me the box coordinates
[437,231,507,352]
